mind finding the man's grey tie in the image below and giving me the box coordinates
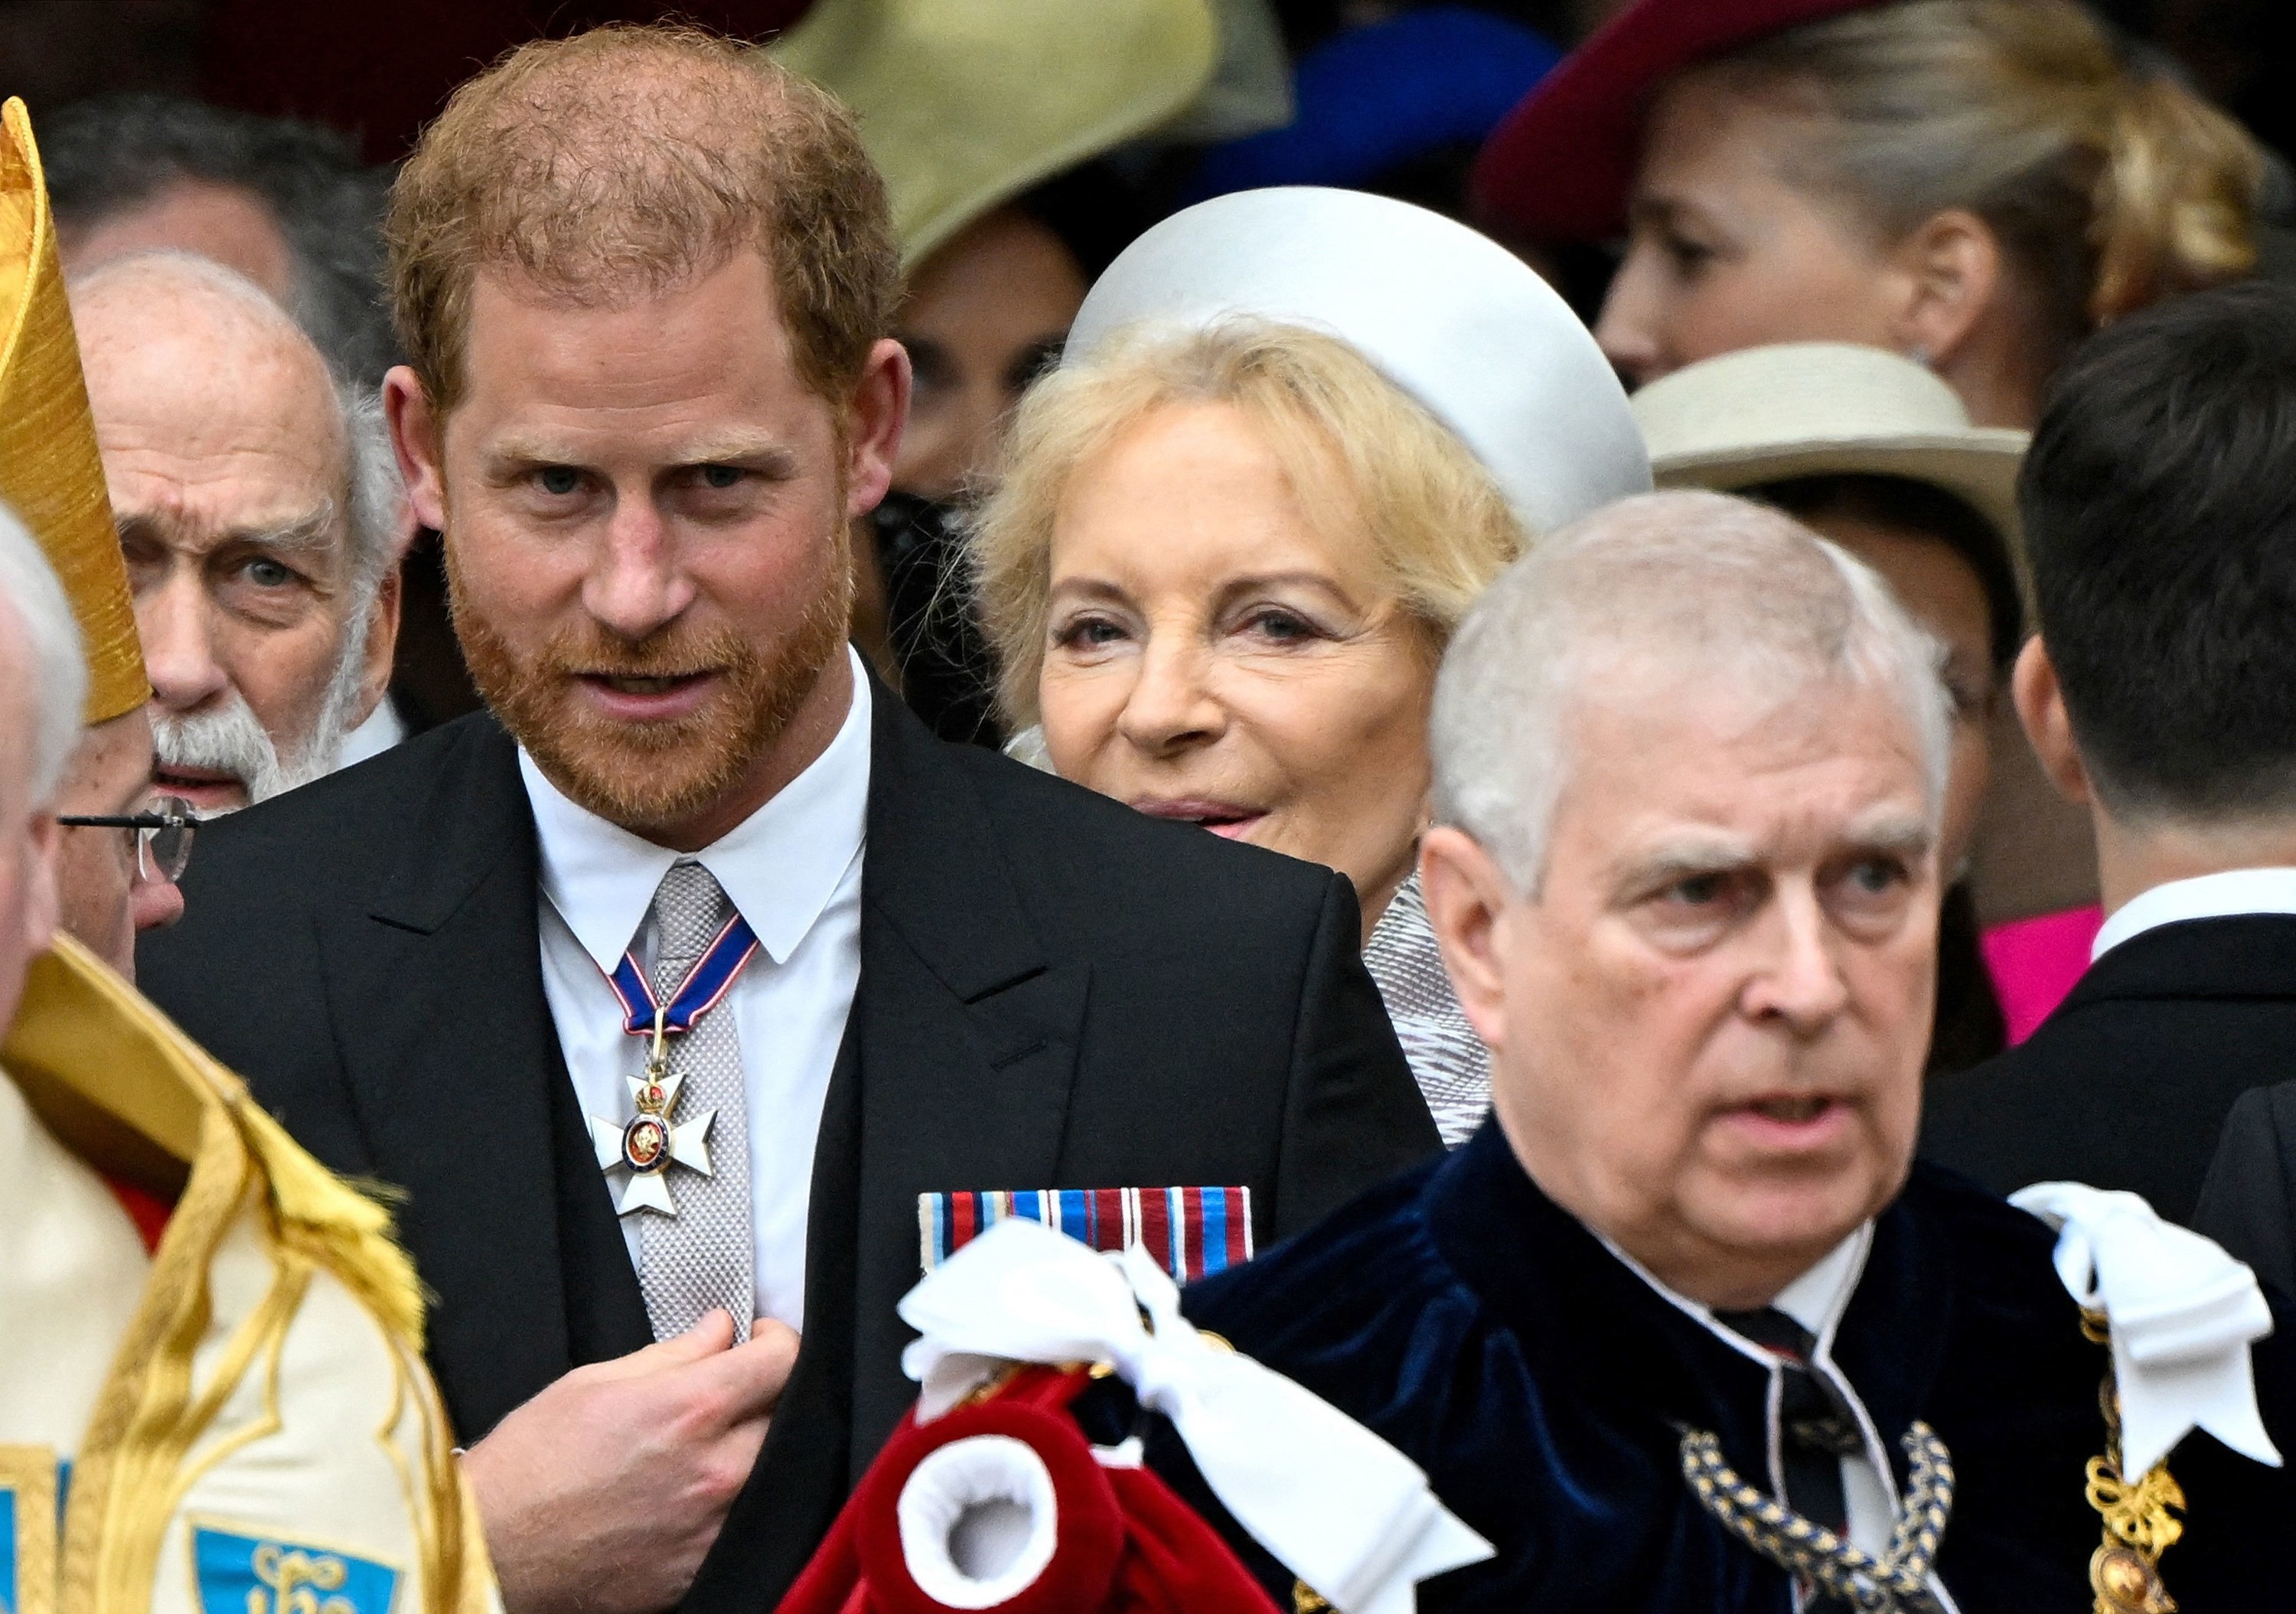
[638,859,755,1342]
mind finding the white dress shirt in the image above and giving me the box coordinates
[2092,866,2296,961]
[333,693,407,769]
[523,648,871,1331]
[1604,1224,1960,1612]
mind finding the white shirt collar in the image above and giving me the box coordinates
[2091,866,2296,961]
[1600,1222,1874,1366]
[519,646,872,972]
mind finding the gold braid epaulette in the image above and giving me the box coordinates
[2083,1308,2187,1613]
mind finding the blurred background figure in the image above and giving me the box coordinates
[970,187,1649,1144]
[1632,341,2027,1072]
[72,253,402,815]
[778,0,1240,743]
[42,93,395,387]
[1474,0,2270,1040]
[1479,0,2262,426]
[1179,5,1561,220]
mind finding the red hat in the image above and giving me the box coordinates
[1471,0,1887,244]
[776,1366,1283,1614]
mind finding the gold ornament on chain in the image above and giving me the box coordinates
[2082,1309,2185,1614]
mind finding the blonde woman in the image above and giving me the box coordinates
[970,187,1649,1145]
[1477,0,2262,430]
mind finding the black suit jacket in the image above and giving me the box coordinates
[137,686,1438,1607]
[1920,914,2296,1224]
[2194,1084,2296,1304]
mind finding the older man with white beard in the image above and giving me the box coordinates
[72,250,401,814]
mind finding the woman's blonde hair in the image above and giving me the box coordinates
[1695,0,2260,361]
[967,318,1525,728]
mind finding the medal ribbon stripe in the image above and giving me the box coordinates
[1139,1190,1172,1280]
[918,1186,1255,1280]
[1177,1187,1205,1282]
[605,910,762,1035]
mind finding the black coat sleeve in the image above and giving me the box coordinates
[2193,1086,2296,1303]
[1270,870,1443,1238]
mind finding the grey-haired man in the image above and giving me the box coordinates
[1166,491,2296,1613]
[73,251,401,814]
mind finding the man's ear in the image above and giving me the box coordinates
[2011,636,2092,806]
[843,337,912,522]
[1888,208,2001,370]
[384,365,448,532]
[348,566,403,732]
[1419,826,1517,1056]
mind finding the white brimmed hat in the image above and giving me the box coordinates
[1062,185,1652,536]
[1629,342,2029,555]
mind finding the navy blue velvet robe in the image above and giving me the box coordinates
[1168,1124,2296,1612]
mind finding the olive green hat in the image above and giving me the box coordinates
[774,0,1224,268]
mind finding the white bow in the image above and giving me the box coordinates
[2011,1181,2282,1478]
[899,1218,1494,1614]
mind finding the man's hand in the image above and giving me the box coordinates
[464,1311,801,1614]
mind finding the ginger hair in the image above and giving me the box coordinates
[386,23,900,419]
[967,318,1525,729]
[1695,0,2260,364]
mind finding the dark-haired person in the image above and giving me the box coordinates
[1922,280,2296,1224]
[1632,342,2027,1073]
[44,93,395,390]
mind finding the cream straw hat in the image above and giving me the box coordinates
[1629,341,2030,559]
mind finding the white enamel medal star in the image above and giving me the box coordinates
[589,1064,717,1218]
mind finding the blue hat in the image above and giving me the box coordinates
[1182,6,1562,204]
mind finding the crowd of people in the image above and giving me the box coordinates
[7,1,2296,1611]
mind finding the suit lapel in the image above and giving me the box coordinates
[1831,1188,1953,1492]
[318,716,647,1439]
[683,1000,866,1612]
[841,691,1089,1462]
[683,685,1086,1611]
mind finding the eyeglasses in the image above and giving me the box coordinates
[58,795,197,883]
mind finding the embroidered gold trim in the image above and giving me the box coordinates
[3,939,489,1614]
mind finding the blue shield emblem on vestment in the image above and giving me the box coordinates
[191,1526,400,1614]
[2,1485,18,1614]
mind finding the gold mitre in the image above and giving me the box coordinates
[0,96,145,724]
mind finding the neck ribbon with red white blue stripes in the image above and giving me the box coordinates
[607,909,762,1037]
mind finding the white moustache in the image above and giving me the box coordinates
[152,686,340,811]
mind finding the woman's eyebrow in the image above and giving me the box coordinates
[1208,570,1363,610]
